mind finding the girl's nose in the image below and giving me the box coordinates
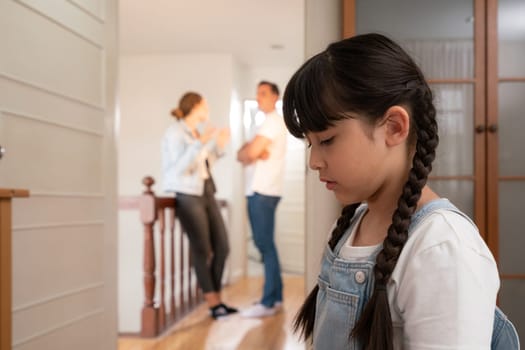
[308,147,324,170]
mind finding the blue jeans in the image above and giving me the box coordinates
[247,192,282,307]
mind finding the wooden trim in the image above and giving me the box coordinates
[0,189,29,350]
[501,274,525,280]
[119,196,228,211]
[428,175,475,181]
[499,176,525,181]
[428,79,476,84]
[342,0,355,38]
[1,199,12,350]
[498,77,525,82]
[0,188,29,198]
[486,0,499,261]
[474,0,487,241]
[156,197,174,210]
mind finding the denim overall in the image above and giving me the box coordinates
[313,199,520,350]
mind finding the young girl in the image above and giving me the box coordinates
[162,92,237,319]
[282,34,519,349]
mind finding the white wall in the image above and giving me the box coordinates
[0,0,118,348]
[242,66,299,100]
[303,0,343,290]
[117,53,247,333]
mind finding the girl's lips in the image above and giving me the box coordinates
[320,178,337,190]
[325,181,337,190]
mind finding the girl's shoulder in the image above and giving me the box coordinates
[405,204,494,262]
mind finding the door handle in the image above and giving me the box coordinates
[475,125,486,133]
[488,124,498,133]
[0,145,5,159]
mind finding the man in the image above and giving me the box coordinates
[237,81,288,317]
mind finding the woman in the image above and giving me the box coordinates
[162,91,236,319]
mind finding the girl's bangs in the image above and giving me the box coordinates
[283,55,342,138]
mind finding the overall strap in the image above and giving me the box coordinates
[332,199,474,255]
[333,205,368,254]
[408,198,476,234]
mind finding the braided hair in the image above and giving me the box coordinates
[283,33,439,349]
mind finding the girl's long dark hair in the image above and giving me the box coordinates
[284,33,438,349]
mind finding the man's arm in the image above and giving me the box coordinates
[237,135,271,165]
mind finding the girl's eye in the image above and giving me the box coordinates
[320,137,334,146]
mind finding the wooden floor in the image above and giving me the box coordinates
[118,275,306,350]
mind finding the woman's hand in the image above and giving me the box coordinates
[198,126,217,144]
[216,128,231,149]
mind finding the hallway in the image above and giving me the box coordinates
[118,275,305,350]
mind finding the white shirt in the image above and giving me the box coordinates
[339,205,499,349]
[245,110,288,196]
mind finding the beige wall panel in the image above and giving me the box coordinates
[15,0,104,46]
[0,1,104,107]
[0,113,103,192]
[117,211,143,333]
[12,196,104,227]
[277,208,305,233]
[68,0,105,22]
[0,76,104,134]
[278,236,305,273]
[12,225,104,307]
[304,0,342,290]
[12,312,103,350]
[12,286,103,345]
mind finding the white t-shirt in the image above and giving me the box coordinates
[339,205,499,349]
[245,110,288,196]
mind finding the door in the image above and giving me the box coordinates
[489,0,525,340]
[345,0,524,341]
[0,0,118,349]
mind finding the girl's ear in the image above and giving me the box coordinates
[382,105,410,147]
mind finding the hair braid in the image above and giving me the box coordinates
[293,203,361,341]
[352,85,439,349]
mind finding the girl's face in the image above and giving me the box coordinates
[306,116,395,205]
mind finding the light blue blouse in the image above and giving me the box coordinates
[161,120,223,195]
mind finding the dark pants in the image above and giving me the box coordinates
[176,179,229,293]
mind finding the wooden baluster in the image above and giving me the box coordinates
[139,177,158,337]
[189,240,196,307]
[157,208,166,331]
[178,220,185,315]
[192,252,199,305]
[168,207,176,321]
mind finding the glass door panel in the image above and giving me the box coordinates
[356,0,474,79]
[498,83,525,176]
[355,0,476,217]
[497,0,525,341]
[432,84,474,177]
[427,180,473,217]
[498,0,525,78]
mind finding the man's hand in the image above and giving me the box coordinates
[259,149,270,160]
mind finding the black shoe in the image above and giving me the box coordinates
[220,303,238,313]
[210,303,238,320]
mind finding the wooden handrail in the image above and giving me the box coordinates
[1,188,29,350]
[118,177,228,337]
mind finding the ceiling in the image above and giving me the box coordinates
[119,0,305,68]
